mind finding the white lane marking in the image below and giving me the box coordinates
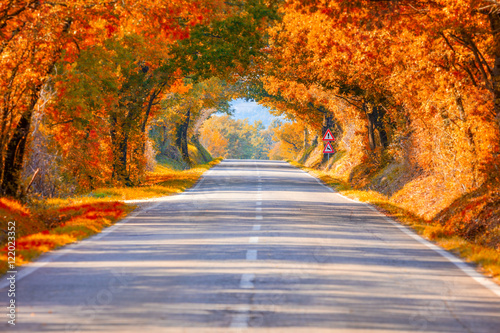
[0,163,226,289]
[0,202,156,289]
[234,157,259,328]
[230,306,250,328]
[256,202,262,206]
[291,162,500,298]
[234,159,259,329]
[302,171,334,193]
[256,207,262,212]
[249,237,259,243]
[255,215,263,220]
[240,273,255,289]
[335,192,500,298]
[246,250,258,261]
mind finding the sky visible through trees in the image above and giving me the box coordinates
[1,0,500,260]
[229,99,280,128]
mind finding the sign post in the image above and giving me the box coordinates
[322,129,335,161]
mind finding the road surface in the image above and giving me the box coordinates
[1,159,500,332]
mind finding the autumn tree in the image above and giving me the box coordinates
[171,0,279,82]
[44,33,181,189]
[151,78,234,166]
[258,0,499,196]
[0,0,223,196]
[200,115,274,159]
[268,119,303,160]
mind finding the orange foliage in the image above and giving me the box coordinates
[0,0,229,196]
[0,198,44,240]
[258,1,500,252]
[0,198,30,217]
[0,200,131,274]
[264,0,500,183]
[269,121,304,160]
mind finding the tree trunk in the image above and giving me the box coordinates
[455,93,478,186]
[1,86,41,197]
[366,104,388,150]
[364,102,376,151]
[488,12,500,129]
[112,68,153,185]
[311,135,318,147]
[1,18,72,197]
[138,90,158,158]
[303,127,309,151]
[176,106,191,165]
[110,114,131,185]
[321,109,334,139]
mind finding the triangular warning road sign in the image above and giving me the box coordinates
[322,129,335,141]
[323,142,335,154]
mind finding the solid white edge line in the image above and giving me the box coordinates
[0,204,151,289]
[0,163,223,289]
[290,162,500,298]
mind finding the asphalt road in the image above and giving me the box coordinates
[1,159,500,332]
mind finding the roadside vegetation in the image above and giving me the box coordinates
[290,160,500,284]
[1,0,500,286]
[0,158,220,275]
[200,115,280,160]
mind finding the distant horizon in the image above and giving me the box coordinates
[223,98,282,128]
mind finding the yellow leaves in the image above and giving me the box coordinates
[199,122,229,158]
[0,197,31,218]
[0,201,133,274]
[91,18,107,31]
[171,78,193,94]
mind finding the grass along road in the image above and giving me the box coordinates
[289,160,500,286]
[0,159,221,275]
[1,160,499,332]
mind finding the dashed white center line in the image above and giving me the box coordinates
[232,162,260,329]
[240,273,255,289]
[246,250,258,261]
[230,306,250,328]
